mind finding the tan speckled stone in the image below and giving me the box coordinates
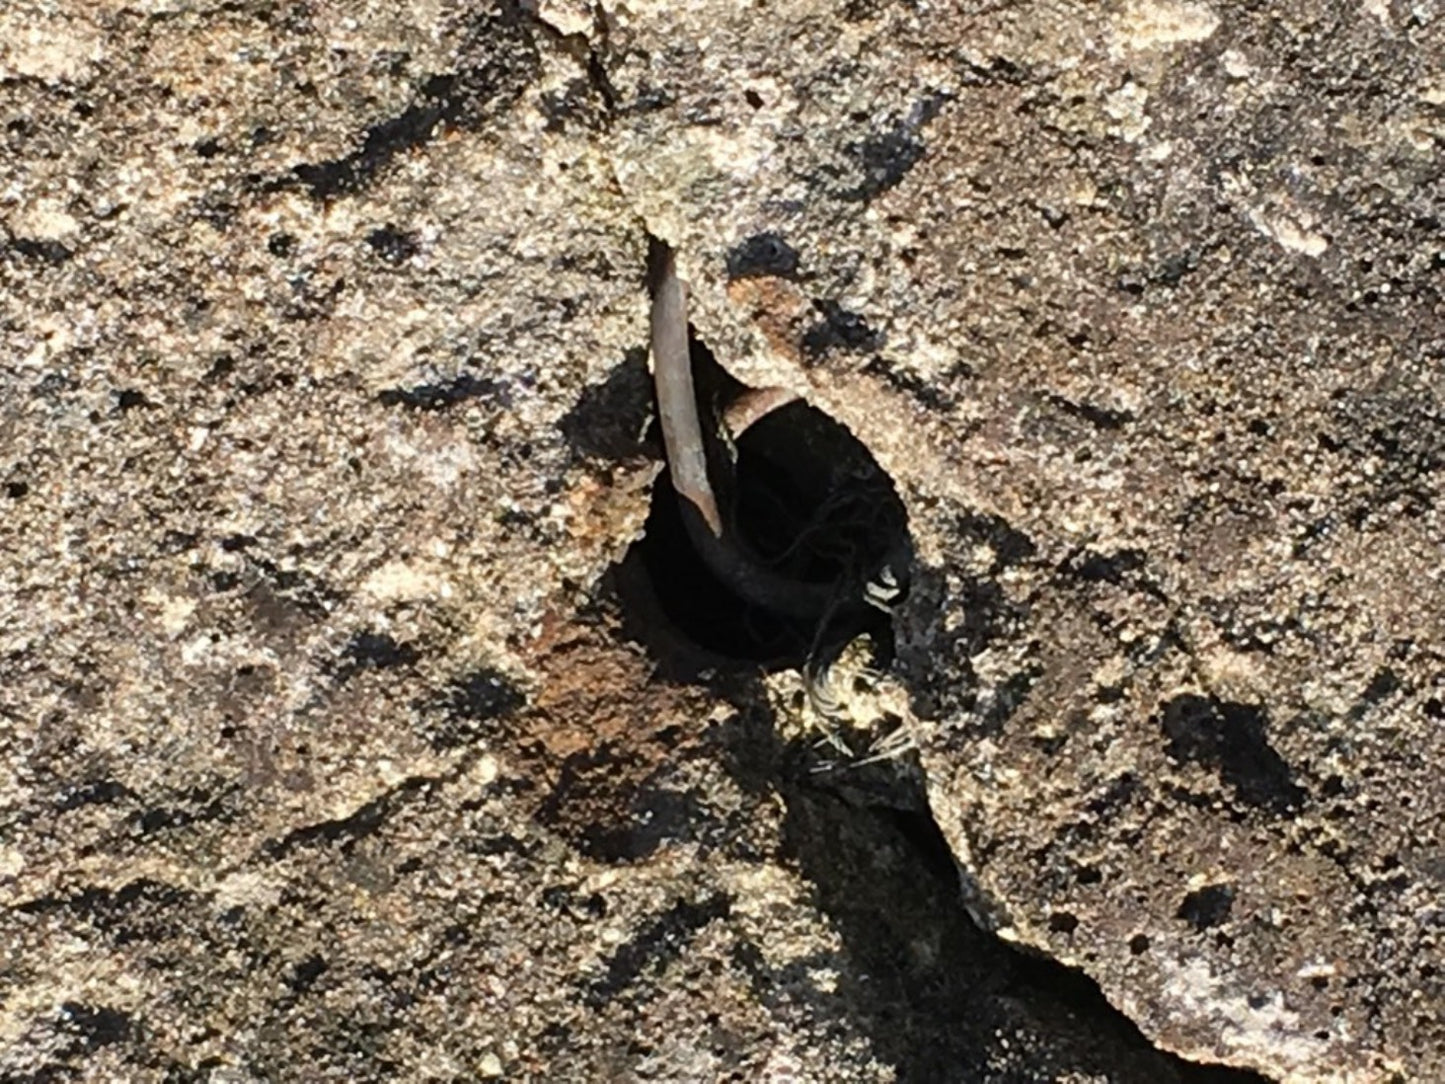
[3,0,1440,1080]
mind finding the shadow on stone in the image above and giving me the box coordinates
[712,707,1275,1083]
[558,348,655,462]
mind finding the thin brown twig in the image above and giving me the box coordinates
[649,242,836,621]
[650,244,722,536]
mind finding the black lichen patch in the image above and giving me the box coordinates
[539,883,608,923]
[1046,393,1135,431]
[58,1002,133,1050]
[418,668,526,750]
[1057,546,1165,600]
[584,892,733,1008]
[1158,694,1306,814]
[158,529,201,555]
[1320,386,1445,526]
[978,664,1044,734]
[827,92,950,203]
[1340,667,1409,729]
[1177,884,1235,930]
[445,668,525,719]
[365,224,420,264]
[219,533,258,553]
[377,373,504,411]
[841,0,888,20]
[844,126,927,201]
[289,81,449,197]
[240,558,345,625]
[903,512,1038,726]
[538,71,613,133]
[335,630,421,680]
[803,299,884,359]
[129,783,241,837]
[55,779,135,811]
[1360,666,1403,705]
[1048,911,1080,935]
[725,232,801,280]
[16,879,194,944]
[281,8,540,200]
[285,954,329,996]
[8,236,74,265]
[264,776,437,858]
[33,371,78,397]
[957,511,1038,573]
[1060,547,1147,585]
[862,355,965,411]
[115,388,151,412]
[195,195,238,232]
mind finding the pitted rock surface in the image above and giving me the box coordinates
[3,0,1440,1080]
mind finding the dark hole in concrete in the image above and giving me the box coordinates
[617,332,910,674]
[1178,883,1235,930]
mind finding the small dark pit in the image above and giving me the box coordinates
[1177,883,1235,930]
[366,224,420,264]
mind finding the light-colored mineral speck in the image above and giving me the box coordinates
[0,6,104,82]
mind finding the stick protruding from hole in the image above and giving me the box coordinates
[647,238,848,622]
[649,241,723,537]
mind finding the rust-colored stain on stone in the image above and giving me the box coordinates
[725,276,812,368]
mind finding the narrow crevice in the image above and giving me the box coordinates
[878,801,1276,1084]
[708,701,1279,1084]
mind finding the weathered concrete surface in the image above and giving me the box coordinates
[608,2,1445,1080]
[2,0,1440,1080]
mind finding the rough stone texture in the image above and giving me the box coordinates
[2,0,1440,1081]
